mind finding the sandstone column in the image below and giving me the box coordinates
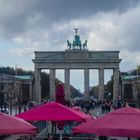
[99,68,104,101]
[121,83,125,101]
[50,68,56,101]
[84,69,89,100]
[65,68,70,101]
[34,68,41,103]
[113,68,120,101]
[29,82,33,101]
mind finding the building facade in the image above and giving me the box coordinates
[0,73,33,114]
[121,75,140,103]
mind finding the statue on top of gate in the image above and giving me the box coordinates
[67,28,88,50]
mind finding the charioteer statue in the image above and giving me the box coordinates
[67,28,88,50]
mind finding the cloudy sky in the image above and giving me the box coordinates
[0,0,140,91]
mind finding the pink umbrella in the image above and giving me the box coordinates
[0,112,37,135]
[56,107,94,131]
[16,102,92,122]
[72,106,81,111]
[55,83,65,105]
[73,106,140,138]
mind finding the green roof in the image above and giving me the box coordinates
[15,75,33,80]
[121,75,138,80]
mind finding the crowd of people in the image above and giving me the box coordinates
[23,97,136,119]
[69,97,131,116]
[19,97,138,140]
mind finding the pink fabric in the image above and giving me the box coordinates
[16,102,92,122]
[55,83,65,105]
[56,83,65,97]
[0,112,37,135]
[70,107,95,121]
[73,106,140,137]
[72,106,81,111]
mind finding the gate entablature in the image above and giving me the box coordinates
[33,50,121,69]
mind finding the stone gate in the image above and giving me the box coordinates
[33,29,121,103]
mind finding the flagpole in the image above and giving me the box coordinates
[137,65,139,76]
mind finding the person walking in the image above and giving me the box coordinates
[48,134,54,140]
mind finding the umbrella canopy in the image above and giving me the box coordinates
[73,106,140,138]
[55,83,65,105]
[16,102,92,122]
[72,106,81,111]
[0,112,37,135]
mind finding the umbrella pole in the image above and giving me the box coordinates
[60,130,62,140]
[51,122,54,134]
[46,121,49,137]
[55,123,56,134]
[128,137,130,140]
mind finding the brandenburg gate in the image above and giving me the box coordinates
[33,29,121,103]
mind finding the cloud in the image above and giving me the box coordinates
[0,0,138,38]
[1,0,140,91]
[6,3,140,65]
[0,0,140,74]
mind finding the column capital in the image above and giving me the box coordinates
[34,68,41,74]
[99,67,104,69]
[35,67,41,70]
[113,68,120,71]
